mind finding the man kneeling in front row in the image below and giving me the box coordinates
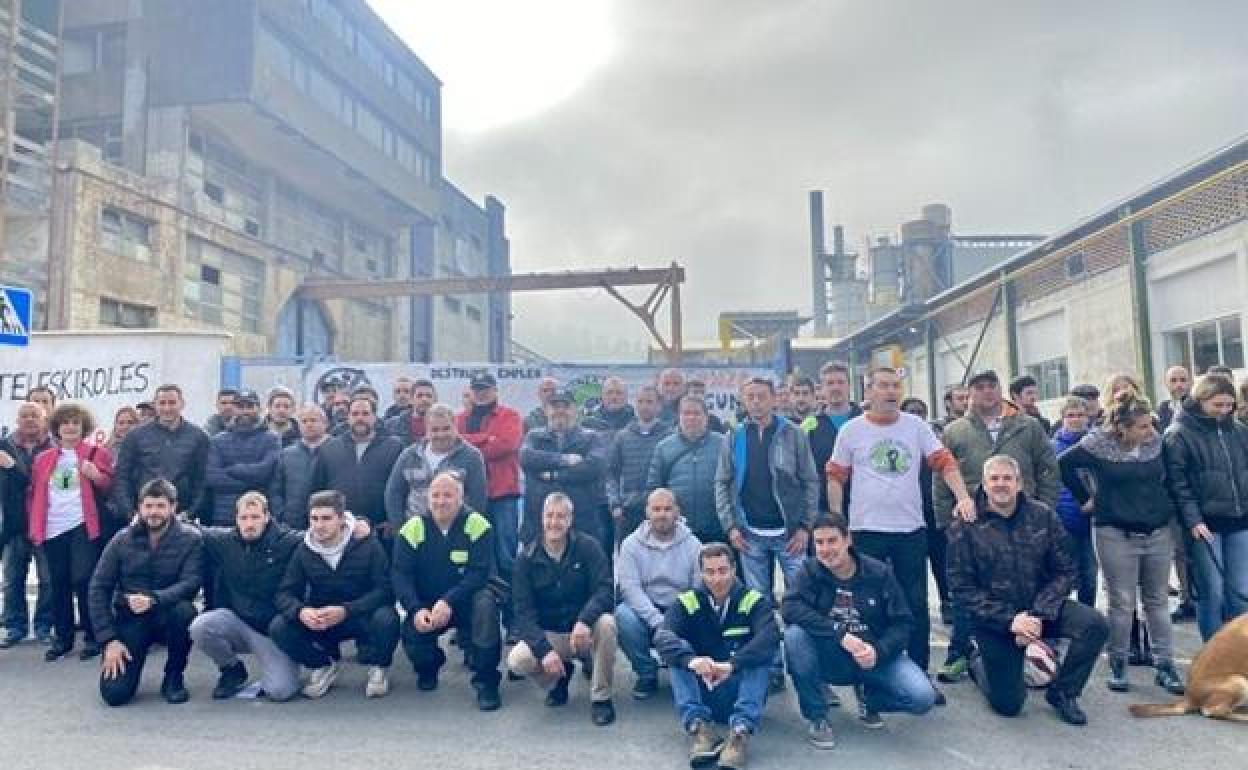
[948,455,1108,726]
[655,543,779,770]
[270,490,400,699]
[783,514,936,748]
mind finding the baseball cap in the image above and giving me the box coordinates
[469,372,498,389]
[235,389,260,407]
[966,369,999,387]
[549,388,576,405]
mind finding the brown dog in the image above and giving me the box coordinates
[1129,613,1248,721]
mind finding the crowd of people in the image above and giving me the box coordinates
[0,360,1244,768]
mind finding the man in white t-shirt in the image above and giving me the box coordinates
[826,367,975,684]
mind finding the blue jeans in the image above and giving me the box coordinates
[1068,529,1098,607]
[784,625,936,722]
[2,536,53,637]
[1188,529,1248,642]
[615,601,659,679]
[487,497,520,579]
[738,529,804,673]
[670,664,770,734]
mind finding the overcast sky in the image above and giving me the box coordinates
[371,0,1248,362]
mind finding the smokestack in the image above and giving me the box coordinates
[832,225,846,277]
[810,191,828,334]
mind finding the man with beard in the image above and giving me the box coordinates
[91,479,203,706]
[1009,375,1053,435]
[583,377,636,436]
[203,390,280,526]
[310,394,403,540]
[385,378,438,447]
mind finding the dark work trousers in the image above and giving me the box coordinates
[40,524,99,647]
[926,526,950,605]
[401,588,501,688]
[98,600,197,707]
[853,529,932,671]
[269,606,400,669]
[972,599,1109,717]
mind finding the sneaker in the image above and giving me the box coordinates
[855,684,883,729]
[590,699,616,726]
[302,661,341,699]
[160,673,190,704]
[1107,656,1129,692]
[1045,688,1088,726]
[807,719,836,750]
[769,671,787,694]
[212,661,249,700]
[717,726,749,770]
[1154,661,1185,696]
[937,656,968,683]
[417,669,439,691]
[546,662,573,707]
[477,683,501,711]
[688,720,723,767]
[365,666,390,698]
[632,674,658,700]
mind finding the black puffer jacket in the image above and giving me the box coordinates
[1058,429,1175,533]
[1163,401,1248,534]
[203,421,280,525]
[512,532,613,659]
[310,433,404,526]
[947,490,1074,633]
[201,521,303,633]
[276,533,392,621]
[88,520,204,645]
[112,419,210,517]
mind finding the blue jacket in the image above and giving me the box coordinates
[1052,428,1089,534]
[203,421,280,525]
[646,429,726,540]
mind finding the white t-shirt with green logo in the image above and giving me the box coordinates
[830,412,944,533]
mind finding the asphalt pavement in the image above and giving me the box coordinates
[0,596,1241,770]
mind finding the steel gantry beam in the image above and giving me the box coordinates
[297,263,687,363]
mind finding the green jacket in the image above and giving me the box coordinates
[933,406,1059,528]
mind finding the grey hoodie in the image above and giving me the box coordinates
[616,519,702,629]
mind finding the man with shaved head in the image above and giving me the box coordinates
[270,405,331,529]
[524,377,560,434]
[615,488,702,699]
[658,368,687,428]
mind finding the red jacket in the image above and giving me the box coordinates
[457,404,522,500]
[27,442,114,546]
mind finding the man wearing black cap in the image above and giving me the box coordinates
[520,388,609,548]
[932,369,1059,682]
[203,389,281,526]
[1069,384,1102,425]
[458,372,524,601]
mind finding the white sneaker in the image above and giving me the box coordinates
[301,661,341,699]
[365,666,390,698]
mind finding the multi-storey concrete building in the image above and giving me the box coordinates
[3,0,510,360]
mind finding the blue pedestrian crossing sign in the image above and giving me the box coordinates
[0,285,32,347]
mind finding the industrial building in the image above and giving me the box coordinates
[1,0,510,361]
[818,135,1248,417]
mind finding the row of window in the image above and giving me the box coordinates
[257,24,435,184]
[301,0,436,121]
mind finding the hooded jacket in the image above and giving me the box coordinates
[200,520,303,633]
[1163,399,1248,533]
[934,402,1059,528]
[265,416,301,449]
[27,442,115,545]
[781,549,912,665]
[616,519,702,629]
[203,420,280,525]
[276,528,392,621]
[714,416,819,537]
[457,402,523,500]
[88,519,204,645]
[1058,428,1175,533]
[384,438,488,528]
[947,489,1074,633]
[512,531,613,659]
[646,428,727,541]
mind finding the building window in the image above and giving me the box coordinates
[62,25,125,75]
[466,305,482,323]
[100,207,153,263]
[187,132,265,236]
[1024,358,1070,401]
[183,238,264,334]
[59,120,123,164]
[1164,316,1245,374]
[443,296,462,314]
[99,298,156,329]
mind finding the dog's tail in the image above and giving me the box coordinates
[1128,699,1195,718]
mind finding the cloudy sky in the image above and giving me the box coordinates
[370,0,1248,361]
